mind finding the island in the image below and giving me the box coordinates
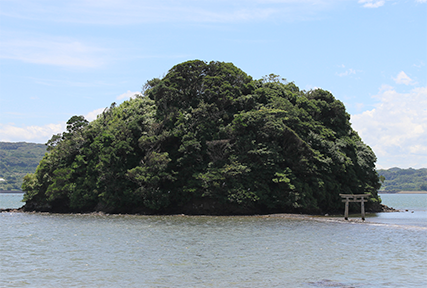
[21,60,384,215]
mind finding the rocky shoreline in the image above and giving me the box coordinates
[380,203,399,212]
[0,207,25,213]
[1,203,399,215]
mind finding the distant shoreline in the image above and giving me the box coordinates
[379,191,427,194]
[0,190,24,194]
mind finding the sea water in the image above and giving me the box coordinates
[364,194,427,228]
[1,193,426,287]
[0,193,25,210]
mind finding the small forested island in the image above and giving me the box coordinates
[21,60,384,215]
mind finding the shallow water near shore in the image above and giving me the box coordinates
[0,192,24,210]
[1,193,426,287]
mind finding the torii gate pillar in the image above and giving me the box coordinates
[339,194,368,220]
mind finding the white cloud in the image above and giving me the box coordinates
[413,61,425,68]
[355,102,365,111]
[393,71,416,85]
[83,97,143,123]
[85,108,105,122]
[337,68,356,77]
[0,92,142,144]
[0,106,127,143]
[0,0,347,24]
[351,85,427,169]
[117,90,142,100]
[0,34,105,68]
[358,0,385,8]
[0,122,66,144]
[415,0,427,3]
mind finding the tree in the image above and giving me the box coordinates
[22,60,382,214]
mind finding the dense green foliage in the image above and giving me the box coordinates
[0,142,46,191]
[22,60,381,214]
[378,168,427,192]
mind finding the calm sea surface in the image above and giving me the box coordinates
[1,193,426,287]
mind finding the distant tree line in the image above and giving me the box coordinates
[378,168,427,192]
[0,142,46,191]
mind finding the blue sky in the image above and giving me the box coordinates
[0,0,426,169]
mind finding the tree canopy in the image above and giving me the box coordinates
[0,142,46,191]
[378,168,427,192]
[22,60,382,214]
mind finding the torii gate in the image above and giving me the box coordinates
[339,194,368,220]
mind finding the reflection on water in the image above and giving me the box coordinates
[1,212,426,287]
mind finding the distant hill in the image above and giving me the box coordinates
[0,142,46,191]
[377,167,427,192]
